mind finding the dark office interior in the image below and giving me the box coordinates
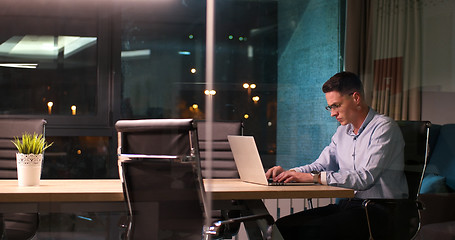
[1,0,454,239]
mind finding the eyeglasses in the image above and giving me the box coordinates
[324,92,355,111]
[325,103,341,111]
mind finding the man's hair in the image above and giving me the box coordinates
[322,71,364,96]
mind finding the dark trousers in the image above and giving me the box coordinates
[275,198,389,240]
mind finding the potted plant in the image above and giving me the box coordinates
[12,132,53,186]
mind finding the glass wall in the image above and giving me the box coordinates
[120,0,278,167]
[0,0,345,238]
[276,0,345,168]
[0,1,114,179]
[0,0,344,179]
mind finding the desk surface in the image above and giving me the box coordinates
[0,179,124,203]
[204,179,354,200]
[0,179,354,203]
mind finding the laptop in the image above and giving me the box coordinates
[228,135,315,186]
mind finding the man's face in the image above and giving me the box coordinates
[325,91,356,125]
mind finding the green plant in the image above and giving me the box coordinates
[12,132,53,154]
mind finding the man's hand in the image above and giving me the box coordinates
[265,166,286,179]
[266,166,314,183]
[274,171,312,183]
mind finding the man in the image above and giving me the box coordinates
[266,71,408,239]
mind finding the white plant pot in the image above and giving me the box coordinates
[16,153,43,186]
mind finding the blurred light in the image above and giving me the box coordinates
[243,83,249,89]
[204,90,216,96]
[77,149,82,155]
[228,35,234,40]
[252,96,260,102]
[47,102,53,115]
[0,63,38,69]
[243,114,249,119]
[192,104,198,109]
[178,51,191,55]
[248,45,254,58]
[1,35,96,59]
[191,68,197,74]
[189,34,194,39]
[71,105,76,115]
[250,83,256,89]
[268,121,273,127]
[77,216,93,221]
[121,49,150,58]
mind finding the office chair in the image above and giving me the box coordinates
[363,121,431,240]
[116,119,202,240]
[120,156,205,240]
[197,121,244,238]
[197,121,242,179]
[0,118,46,240]
[116,119,274,240]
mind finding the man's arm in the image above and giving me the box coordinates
[265,130,339,184]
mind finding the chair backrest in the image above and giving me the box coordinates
[0,119,47,179]
[115,119,198,158]
[120,157,204,240]
[115,119,206,240]
[197,121,242,179]
[396,121,431,200]
[425,124,455,191]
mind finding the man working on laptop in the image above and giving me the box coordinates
[265,71,408,239]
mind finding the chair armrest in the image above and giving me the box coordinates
[206,213,274,240]
[419,193,455,225]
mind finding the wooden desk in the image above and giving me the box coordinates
[0,179,124,213]
[204,178,354,200]
[0,179,354,239]
[0,179,354,213]
[0,178,354,203]
[0,179,124,203]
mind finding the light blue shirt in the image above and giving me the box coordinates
[292,108,408,199]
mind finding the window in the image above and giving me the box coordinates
[0,1,111,132]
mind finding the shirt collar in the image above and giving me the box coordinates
[347,108,376,136]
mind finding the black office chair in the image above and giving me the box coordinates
[363,121,431,240]
[197,121,245,238]
[120,156,205,240]
[116,119,201,240]
[116,119,274,240]
[197,121,242,179]
[0,118,46,240]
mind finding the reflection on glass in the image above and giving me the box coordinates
[42,136,112,179]
[0,34,98,115]
[120,0,278,166]
[0,35,96,60]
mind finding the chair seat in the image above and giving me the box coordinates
[416,221,455,240]
[363,198,421,239]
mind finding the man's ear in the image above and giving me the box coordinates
[352,92,361,103]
